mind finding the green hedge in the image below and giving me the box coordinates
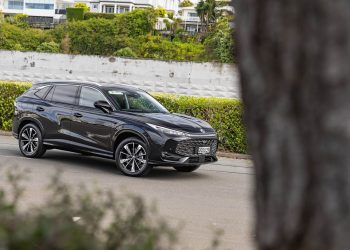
[0,82,247,153]
[84,12,116,20]
[0,82,32,130]
[66,8,84,21]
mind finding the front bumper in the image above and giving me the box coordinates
[148,135,218,166]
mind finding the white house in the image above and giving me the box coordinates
[178,6,201,32]
[0,0,180,25]
[78,0,179,14]
[0,0,233,32]
[177,0,234,32]
[0,0,73,25]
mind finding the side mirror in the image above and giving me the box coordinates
[94,100,112,113]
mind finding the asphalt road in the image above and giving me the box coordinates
[0,135,254,250]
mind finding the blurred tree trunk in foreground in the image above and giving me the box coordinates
[236,1,350,250]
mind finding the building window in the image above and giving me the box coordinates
[25,3,54,9]
[105,5,115,13]
[188,12,198,17]
[7,0,24,9]
[93,4,98,9]
[117,6,130,13]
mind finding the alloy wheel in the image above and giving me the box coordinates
[20,127,39,155]
[119,142,147,174]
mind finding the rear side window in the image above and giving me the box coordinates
[51,85,79,105]
[34,85,51,99]
[45,86,55,101]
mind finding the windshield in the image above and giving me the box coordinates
[107,89,169,113]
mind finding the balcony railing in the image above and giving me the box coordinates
[180,16,200,22]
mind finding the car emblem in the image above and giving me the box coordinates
[200,128,205,133]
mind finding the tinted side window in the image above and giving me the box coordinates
[51,85,78,104]
[34,85,51,99]
[79,87,108,108]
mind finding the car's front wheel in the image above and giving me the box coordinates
[115,137,151,177]
[19,123,46,158]
[174,165,201,172]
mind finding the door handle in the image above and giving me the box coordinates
[36,106,44,112]
[74,113,83,118]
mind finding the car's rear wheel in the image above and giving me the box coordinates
[19,123,46,158]
[174,165,201,172]
[115,137,151,177]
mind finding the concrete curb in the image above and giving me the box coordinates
[216,151,251,160]
[0,130,12,136]
[0,130,251,160]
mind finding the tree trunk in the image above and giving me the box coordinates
[235,1,350,250]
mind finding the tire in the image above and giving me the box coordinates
[174,165,201,172]
[115,137,151,177]
[19,123,46,158]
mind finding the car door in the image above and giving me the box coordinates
[70,86,118,157]
[41,84,79,146]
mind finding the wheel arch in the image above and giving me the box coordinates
[112,128,149,157]
[18,118,44,135]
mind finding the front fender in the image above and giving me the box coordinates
[112,124,151,149]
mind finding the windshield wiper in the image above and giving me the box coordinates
[120,109,145,112]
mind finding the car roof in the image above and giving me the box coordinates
[34,80,141,92]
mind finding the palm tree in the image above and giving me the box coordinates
[206,0,217,24]
[195,0,207,32]
[196,0,217,32]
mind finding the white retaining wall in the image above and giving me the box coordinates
[0,50,240,98]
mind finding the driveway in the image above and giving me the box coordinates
[0,135,255,250]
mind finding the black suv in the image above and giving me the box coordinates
[12,81,218,176]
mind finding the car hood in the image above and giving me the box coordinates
[117,112,215,133]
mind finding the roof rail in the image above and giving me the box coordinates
[33,80,102,86]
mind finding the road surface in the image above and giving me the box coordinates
[0,135,254,250]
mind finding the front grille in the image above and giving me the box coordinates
[175,139,218,156]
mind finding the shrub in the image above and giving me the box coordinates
[74,2,90,12]
[167,11,174,19]
[114,47,137,58]
[137,35,204,61]
[0,81,247,153]
[0,81,31,130]
[179,0,194,7]
[116,9,157,37]
[155,7,167,17]
[0,168,178,250]
[84,12,116,20]
[36,41,60,53]
[0,23,48,51]
[66,8,85,21]
[203,17,235,63]
[67,18,133,55]
[0,8,232,63]
[5,14,29,28]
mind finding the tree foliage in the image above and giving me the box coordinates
[0,168,178,250]
[74,2,90,12]
[203,17,234,63]
[179,0,194,7]
[0,22,48,51]
[0,8,234,63]
[66,8,85,21]
[36,41,60,53]
[114,47,137,58]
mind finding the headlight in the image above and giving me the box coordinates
[147,123,188,136]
